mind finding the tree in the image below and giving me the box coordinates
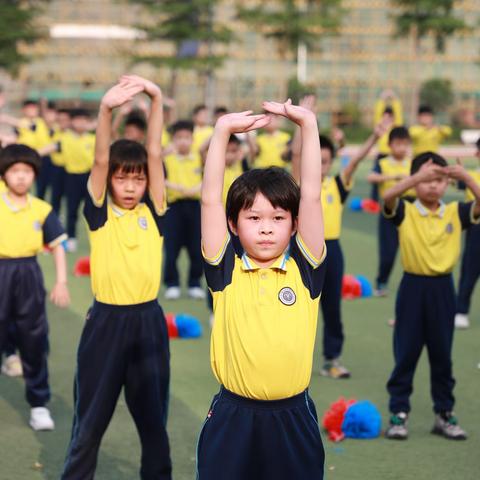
[129,0,233,101]
[391,0,469,121]
[0,1,48,76]
[237,0,344,84]
[419,78,454,113]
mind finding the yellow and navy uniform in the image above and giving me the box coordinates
[192,125,214,154]
[0,193,66,258]
[462,169,480,202]
[83,183,166,305]
[322,173,352,240]
[50,128,69,167]
[385,199,479,276]
[374,99,404,156]
[161,129,171,148]
[164,152,202,203]
[254,131,291,169]
[15,117,51,151]
[409,125,452,156]
[373,157,415,199]
[222,162,244,206]
[59,131,95,174]
[203,234,327,401]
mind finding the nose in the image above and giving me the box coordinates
[125,180,135,192]
[259,220,273,234]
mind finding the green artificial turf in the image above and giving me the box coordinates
[1,160,479,479]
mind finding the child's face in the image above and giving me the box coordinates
[172,129,193,155]
[418,113,434,128]
[71,115,90,134]
[321,148,333,177]
[44,108,57,125]
[57,112,71,131]
[124,125,145,143]
[110,167,147,210]
[229,192,296,266]
[263,113,280,133]
[389,138,410,160]
[3,162,35,196]
[22,104,39,119]
[415,174,449,205]
[193,108,209,127]
[225,142,243,166]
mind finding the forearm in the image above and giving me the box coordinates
[95,105,113,167]
[383,174,419,208]
[291,127,302,183]
[53,244,68,285]
[343,133,378,184]
[299,120,322,199]
[367,172,392,184]
[146,95,163,158]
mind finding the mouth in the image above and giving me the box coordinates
[258,241,275,247]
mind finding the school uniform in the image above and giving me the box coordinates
[197,234,327,480]
[0,192,66,407]
[457,170,480,315]
[409,125,452,156]
[192,125,214,154]
[384,199,479,414]
[253,131,291,169]
[163,152,203,289]
[49,128,69,214]
[373,157,414,289]
[320,173,352,360]
[61,183,171,480]
[60,131,95,238]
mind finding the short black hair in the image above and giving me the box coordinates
[226,167,300,226]
[319,135,336,158]
[411,151,447,175]
[214,106,228,116]
[418,105,433,115]
[47,100,57,110]
[125,113,147,132]
[70,108,90,119]
[383,106,394,116]
[475,136,480,151]
[22,99,37,107]
[228,134,241,145]
[192,104,207,115]
[169,120,194,135]
[107,139,148,193]
[57,108,71,116]
[0,144,41,176]
[389,126,410,144]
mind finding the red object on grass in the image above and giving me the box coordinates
[361,199,381,214]
[342,274,362,299]
[322,397,357,442]
[165,313,179,338]
[74,256,90,276]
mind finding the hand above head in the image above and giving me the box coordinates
[101,81,145,111]
[215,110,270,134]
[299,94,317,113]
[374,120,390,138]
[416,159,448,182]
[119,74,162,99]
[446,158,468,181]
[262,99,316,127]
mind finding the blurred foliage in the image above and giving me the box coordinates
[419,78,454,112]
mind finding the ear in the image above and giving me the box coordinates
[228,218,238,236]
[291,217,298,237]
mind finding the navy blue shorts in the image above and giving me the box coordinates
[196,387,325,480]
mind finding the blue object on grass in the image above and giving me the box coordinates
[349,197,363,211]
[341,401,382,439]
[175,314,203,338]
[356,275,373,298]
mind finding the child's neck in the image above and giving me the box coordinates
[6,190,29,207]
[391,155,406,162]
[419,198,441,212]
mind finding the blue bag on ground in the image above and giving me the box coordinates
[341,401,382,439]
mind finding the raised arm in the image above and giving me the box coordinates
[202,111,270,259]
[447,159,480,218]
[263,99,324,260]
[90,80,144,202]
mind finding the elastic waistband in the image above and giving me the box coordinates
[92,299,159,312]
[219,386,308,410]
[0,256,37,264]
[403,272,452,280]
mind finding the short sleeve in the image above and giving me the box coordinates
[83,178,108,231]
[458,202,480,230]
[289,234,327,299]
[372,162,382,174]
[43,210,67,247]
[383,198,405,227]
[203,235,236,292]
[144,192,166,236]
[335,174,352,204]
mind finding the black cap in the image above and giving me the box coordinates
[0,144,41,176]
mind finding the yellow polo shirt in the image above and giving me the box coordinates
[374,157,415,199]
[50,129,69,167]
[83,182,166,305]
[322,174,352,240]
[464,169,480,202]
[409,125,452,156]
[60,131,95,174]
[16,118,51,151]
[192,125,214,154]
[203,234,327,400]
[374,99,404,156]
[384,199,479,276]
[254,131,291,169]
[0,192,66,258]
[222,162,244,206]
[164,152,202,203]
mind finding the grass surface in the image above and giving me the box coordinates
[1,161,479,479]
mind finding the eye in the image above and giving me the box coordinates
[248,215,259,221]
[274,215,285,221]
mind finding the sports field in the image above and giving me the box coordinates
[1,160,479,480]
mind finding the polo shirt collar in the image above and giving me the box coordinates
[109,198,144,218]
[414,199,445,218]
[1,192,32,213]
[241,250,289,272]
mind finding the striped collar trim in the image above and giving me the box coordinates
[109,199,144,218]
[414,199,445,218]
[241,250,289,272]
[1,193,31,212]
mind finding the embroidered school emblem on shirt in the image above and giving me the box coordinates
[278,287,296,306]
[326,194,334,204]
[33,220,41,231]
[445,223,453,234]
[138,216,148,230]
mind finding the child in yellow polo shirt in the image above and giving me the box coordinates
[0,144,70,431]
[382,152,480,441]
[198,100,326,480]
[455,136,480,329]
[192,104,214,154]
[409,105,452,156]
[368,126,414,296]
[61,75,172,479]
[163,120,204,300]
